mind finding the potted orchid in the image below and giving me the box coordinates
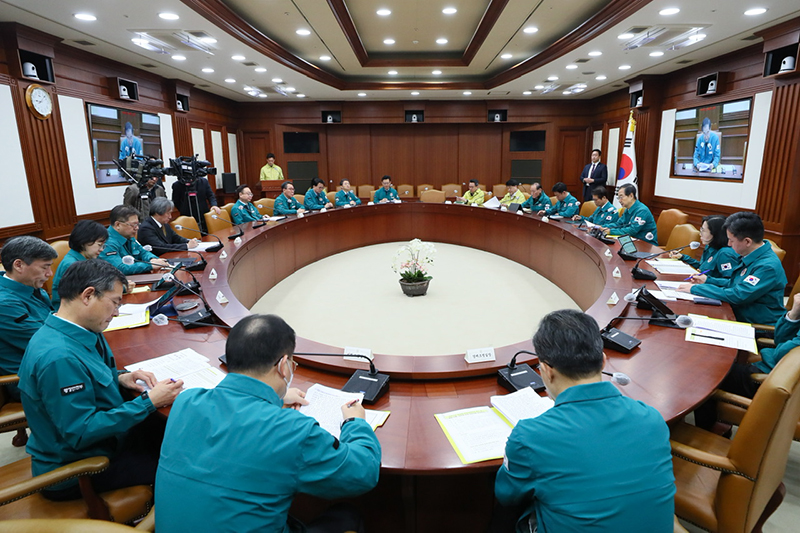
[392,239,436,296]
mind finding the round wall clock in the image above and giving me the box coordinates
[25,83,53,120]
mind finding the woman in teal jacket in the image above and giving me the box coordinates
[51,220,108,309]
[670,215,738,280]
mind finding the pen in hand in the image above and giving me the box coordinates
[683,269,710,282]
[346,398,361,407]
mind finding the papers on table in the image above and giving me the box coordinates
[483,196,501,209]
[299,384,390,439]
[104,298,161,332]
[655,281,698,301]
[124,348,226,391]
[684,314,758,353]
[436,387,554,464]
[267,216,286,222]
[189,241,220,252]
[645,259,697,276]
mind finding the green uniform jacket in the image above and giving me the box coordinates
[606,200,658,245]
[51,249,85,309]
[231,200,262,224]
[679,245,738,279]
[544,193,580,218]
[335,190,361,207]
[304,189,329,210]
[18,315,156,484]
[691,242,787,325]
[0,275,53,375]
[495,382,675,533]
[756,314,800,373]
[274,194,304,215]
[101,227,157,275]
[155,373,381,533]
[586,201,619,225]
[462,189,485,206]
[522,193,551,212]
[374,187,399,202]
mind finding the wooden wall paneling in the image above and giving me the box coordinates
[370,125,415,185]
[412,125,459,189]
[241,132,270,186]
[557,129,588,194]
[340,101,405,123]
[326,125,371,187]
[426,101,486,122]
[272,123,327,186]
[172,114,193,159]
[457,125,502,187]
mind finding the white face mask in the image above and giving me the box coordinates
[283,358,294,390]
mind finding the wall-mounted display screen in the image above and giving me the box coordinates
[284,131,320,153]
[86,103,161,185]
[672,99,751,179]
[510,130,546,152]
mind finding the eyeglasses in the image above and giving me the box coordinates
[102,294,123,311]
[120,221,140,229]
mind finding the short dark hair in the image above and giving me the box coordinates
[469,179,479,186]
[619,183,637,198]
[124,122,133,133]
[724,211,764,243]
[281,181,294,191]
[235,184,251,196]
[266,153,275,159]
[702,117,712,129]
[69,221,108,252]
[311,177,324,187]
[505,179,520,187]
[339,178,350,186]
[531,182,542,191]
[591,186,608,200]
[1,236,57,271]
[552,182,567,194]
[381,175,391,183]
[110,205,139,225]
[225,314,296,374]
[592,148,602,157]
[702,215,728,249]
[149,197,174,216]
[533,309,604,380]
[58,259,127,303]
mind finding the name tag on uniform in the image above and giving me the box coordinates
[61,383,85,396]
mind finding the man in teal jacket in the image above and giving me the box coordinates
[156,314,381,533]
[18,260,182,499]
[493,310,675,532]
[274,182,306,216]
[602,183,658,245]
[678,212,787,326]
[101,205,170,275]
[231,185,263,224]
[335,179,362,207]
[521,182,551,212]
[573,186,619,225]
[374,175,399,203]
[304,177,333,210]
[539,182,580,218]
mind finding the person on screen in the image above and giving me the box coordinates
[538,182,579,218]
[259,153,284,181]
[155,314,381,533]
[119,122,143,159]
[668,214,737,280]
[521,182,551,212]
[19,260,183,501]
[693,117,720,172]
[230,185,264,224]
[457,179,485,205]
[52,220,108,309]
[492,310,675,533]
[374,175,399,203]
[335,179,361,207]
[572,186,618,225]
[101,205,171,275]
[138,197,199,254]
[499,179,525,207]
[580,149,608,201]
[273,181,306,216]
[304,178,333,210]
[601,184,658,245]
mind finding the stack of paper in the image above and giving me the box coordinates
[105,298,161,332]
[189,242,221,252]
[124,348,226,390]
[490,386,555,427]
[645,259,698,276]
[684,314,758,353]
[299,384,390,438]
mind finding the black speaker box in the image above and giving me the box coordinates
[222,173,237,194]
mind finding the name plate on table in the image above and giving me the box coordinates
[465,347,496,364]
[344,346,373,363]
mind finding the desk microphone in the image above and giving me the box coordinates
[173,225,223,252]
[210,214,244,240]
[497,350,546,393]
[162,273,215,329]
[293,352,390,404]
[141,244,207,272]
[602,371,631,386]
[631,241,701,281]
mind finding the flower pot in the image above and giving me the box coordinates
[399,279,430,297]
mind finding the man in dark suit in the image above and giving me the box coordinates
[580,149,608,202]
[171,177,221,232]
[138,197,199,255]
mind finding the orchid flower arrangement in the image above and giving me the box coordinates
[392,239,436,282]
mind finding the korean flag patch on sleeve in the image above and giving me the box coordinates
[744,275,760,286]
[721,262,732,271]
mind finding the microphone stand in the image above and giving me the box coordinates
[163,274,216,329]
[211,215,244,240]
[293,352,390,403]
[497,350,546,393]
[174,225,223,253]
[631,243,699,281]
[142,243,207,272]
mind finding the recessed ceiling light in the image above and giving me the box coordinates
[131,38,149,46]
[534,85,544,90]
[158,12,179,20]
[320,55,331,61]
[575,83,587,88]
[523,26,538,34]
[563,91,572,95]
[272,78,283,83]
[619,65,631,70]
[358,92,367,97]
[172,55,186,61]
[618,33,634,40]
[376,9,391,16]
[432,70,442,75]
[745,8,768,16]
[443,7,457,15]
[384,38,395,45]
[566,64,578,69]
[74,13,96,21]
[231,55,245,61]
[297,94,306,98]
[200,37,217,44]
[523,91,532,95]
[588,51,602,57]
[689,33,707,42]
[463,91,472,96]
[255,67,267,73]
[501,53,513,59]
[659,8,680,16]
[649,51,664,57]
[296,29,311,36]
[573,88,585,93]
[224,78,236,83]
[436,38,448,45]
[285,87,296,92]
[202,68,214,73]
[596,75,607,80]
[248,91,258,96]
[257,94,267,98]
[388,70,398,75]
[411,91,420,96]
[547,75,558,81]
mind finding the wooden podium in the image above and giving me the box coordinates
[259,180,286,199]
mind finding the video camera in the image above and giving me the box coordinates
[114,154,167,188]
[164,155,217,187]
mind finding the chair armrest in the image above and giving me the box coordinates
[750,373,768,384]
[0,456,109,506]
[135,506,156,531]
[670,440,755,481]
[757,338,776,348]
[752,324,774,331]
[0,374,20,386]
[712,389,752,410]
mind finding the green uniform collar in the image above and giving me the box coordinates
[0,273,50,303]
[553,380,620,407]
[216,372,283,407]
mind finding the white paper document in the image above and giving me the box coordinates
[685,327,758,353]
[490,387,554,427]
[435,406,513,464]
[124,348,226,390]
[483,196,501,209]
[688,315,756,338]
[299,384,364,439]
[189,242,220,252]
[646,260,697,275]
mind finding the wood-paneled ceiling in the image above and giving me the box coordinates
[1,0,799,101]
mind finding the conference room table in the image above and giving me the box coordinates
[113,202,737,532]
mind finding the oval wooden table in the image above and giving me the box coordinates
[109,203,737,532]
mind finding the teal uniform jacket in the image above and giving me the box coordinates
[51,249,85,310]
[335,189,361,207]
[101,227,157,275]
[304,189,330,210]
[231,199,261,224]
[374,187,399,202]
[606,200,658,245]
[585,201,619,225]
[18,315,156,485]
[495,382,675,533]
[679,245,738,279]
[543,193,580,218]
[691,242,787,325]
[274,194,304,215]
[522,193,551,212]
[0,274,53,376]
[756,314,800,373]
[155,373,381,533]
[693,132,721,168]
